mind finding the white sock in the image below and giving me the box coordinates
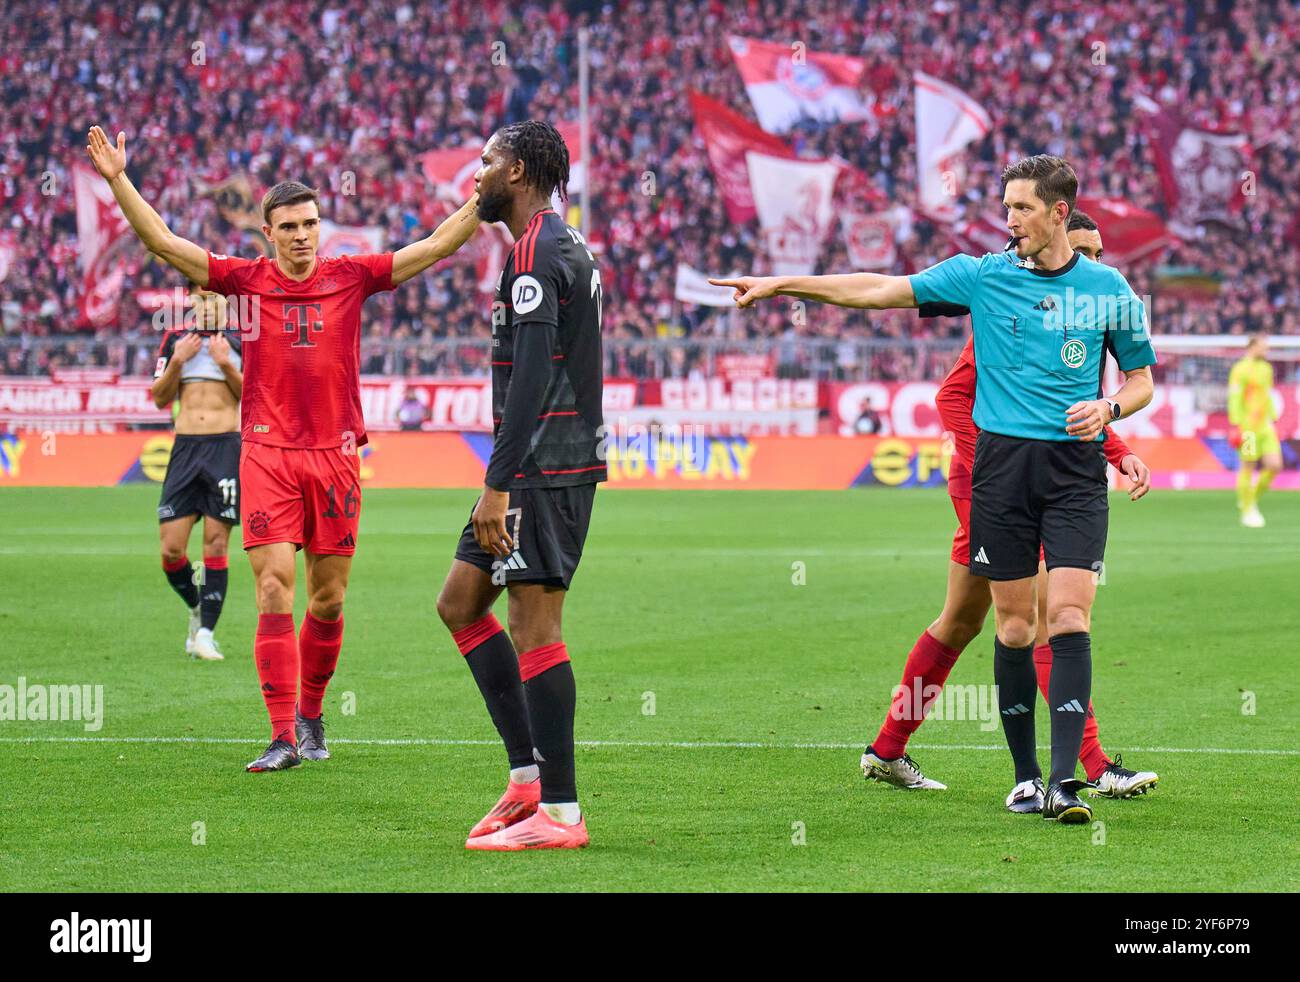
[196,627,212,640]
[510,765,540,784]
[540,801,581,825]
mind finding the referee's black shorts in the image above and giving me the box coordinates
[968,430,1108,581]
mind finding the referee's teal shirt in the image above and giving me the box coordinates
[910,251,1157,442]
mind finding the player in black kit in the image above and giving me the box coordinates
[436,120,604,851]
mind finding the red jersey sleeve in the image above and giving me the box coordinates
[935,337,979,498]
[345,253,395,297]
[1102,425,1133,468]
[206,252,259,295]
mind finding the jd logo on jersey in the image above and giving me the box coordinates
[1061,338,1087,369]
[512,275,544,315]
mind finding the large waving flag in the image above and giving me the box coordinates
[420,121,584,204]
[1141,107,1249,235]
[690,91,797,224]
[914,71,992,221]
[746,152,841,275]
[1074,196,1178,263]
[74,164,137,327]
[727,36,869,134]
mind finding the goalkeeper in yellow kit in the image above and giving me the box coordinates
[1228,333,1282,527]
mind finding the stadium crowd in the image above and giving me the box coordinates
[2,0,1298,381]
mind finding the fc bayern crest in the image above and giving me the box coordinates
[776,57,830,99]
[1061,338,1087,369]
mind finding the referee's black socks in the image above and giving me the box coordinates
[1047,632,1092,786]
[994,637,1040,783]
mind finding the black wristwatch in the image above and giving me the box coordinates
[1108,401,1122,421]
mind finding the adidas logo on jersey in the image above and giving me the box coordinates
[1055,699,1086,713]
[973,546,990,564]
[1033,295,1058,311]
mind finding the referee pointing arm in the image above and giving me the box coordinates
[711,154,1156,824]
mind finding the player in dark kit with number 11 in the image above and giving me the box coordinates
[436,121,605,851]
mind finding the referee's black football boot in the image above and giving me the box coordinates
[295,708,330,762]
[245,739,302,772]
[1043,779,1092,823]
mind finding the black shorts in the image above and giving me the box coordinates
[454,484,597,589]
[968,430,1107,581]
[158,432,241,525]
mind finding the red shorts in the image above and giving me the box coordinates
[949,495,1045,567]
[240,443,361,555]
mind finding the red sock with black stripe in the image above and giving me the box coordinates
[298,612,343,720]
[519,642,576,804]
[453,614,534,770]
[1033,643,1110,781]
[255,613,299,744]
[873,630,962,760]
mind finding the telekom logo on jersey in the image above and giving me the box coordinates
[282,303,324,348]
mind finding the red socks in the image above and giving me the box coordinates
[873,630,962,760]
[255,613,299,744]
[298,612,344,720]
[1033,643,1110,780]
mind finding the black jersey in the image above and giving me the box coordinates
[485,209,606,491]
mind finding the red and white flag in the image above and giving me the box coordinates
[0,230,16,283]
[913,71,992,221]
[727,36,869,134]
[690,91,796,225]
[746,152,841,275]
[74,165,137,327]
[1074,196,1178,264]
[1143,108,1249,234]
[318,220,385,257]
[420,120,584,206]
[840,211,896,270]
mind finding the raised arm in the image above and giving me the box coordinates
[707,272,917,310]
[391,195,482,286]
[85,127,210,286]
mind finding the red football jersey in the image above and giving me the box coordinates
[936,335,1134,499]
[206,252,394,449]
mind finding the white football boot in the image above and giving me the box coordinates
[1089,755,1158,798]
[191,626,224,661]
[184,605,201,656]
[861,747,947,789]
[1241,505,1265,528]
[1005,777,1045,813]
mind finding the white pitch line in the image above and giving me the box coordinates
[0,736,1294,755]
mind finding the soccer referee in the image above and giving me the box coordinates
[711,154,1157,824]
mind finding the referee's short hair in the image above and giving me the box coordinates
[1067,209,1098,232]
[1002,155,1077,217]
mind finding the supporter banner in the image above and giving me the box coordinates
[318,221,384,256]
[5,430,1297,491]
[0,230,16,283]
[689,91,796,225]
[840,210,895,270]
[674,263,737,307]
[0,377,169,430]
[746,152,841,274]
[1074,196,1178,263]
[1143,108,1249,234]
[913,71,992,221]
[726,36,870,134]
[74,164,138,328]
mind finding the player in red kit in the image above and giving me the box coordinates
[859,214,1159,805]
[86,125,480,771]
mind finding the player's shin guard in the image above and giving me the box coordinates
[200,554,228,631]
[452,615,534,770]
[1034,643,1109,781]
[519,643,576,806]
[163,555,199,608]
[873,630,961,759]
[994,638,1040,783]
[1047,632,1092,786]
[298,612,343,719]
[255,613,299,744]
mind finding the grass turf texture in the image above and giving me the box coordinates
[0,486,1296,892]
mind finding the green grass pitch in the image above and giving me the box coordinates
[1,486,1296,892]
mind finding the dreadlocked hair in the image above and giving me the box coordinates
[495,120,571,202]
